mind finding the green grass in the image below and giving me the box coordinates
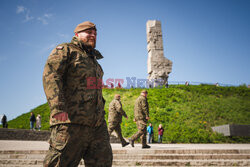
[6,85,250,143]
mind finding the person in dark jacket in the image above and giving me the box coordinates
[158,124,164,143]
[1,114,7,128]
[30,112,36,130]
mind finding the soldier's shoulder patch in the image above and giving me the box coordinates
[56,45,64,50]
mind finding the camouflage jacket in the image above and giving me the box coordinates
[43,36,105,127]
[108,99,127,124]
[134,95,149,122]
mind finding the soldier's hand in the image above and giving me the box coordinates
[52,112,68,121]
[146,117,150,120]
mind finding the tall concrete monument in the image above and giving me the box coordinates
[146,20,172,87]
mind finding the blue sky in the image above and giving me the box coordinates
[0,0,250,121]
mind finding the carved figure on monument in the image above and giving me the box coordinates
[146,20,172,87]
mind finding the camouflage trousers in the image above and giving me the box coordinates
[108,122,127,145]
[43,121,113,167]
[130,120,147,146]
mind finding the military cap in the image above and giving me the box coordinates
[141,90,148,94]
[74,21,96,33]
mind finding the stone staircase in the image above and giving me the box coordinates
[0,147,249,166]
[0,128,120,143]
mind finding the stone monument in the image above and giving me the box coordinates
[146,20,172,87]
[212,124,250,137]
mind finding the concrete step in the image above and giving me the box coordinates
[1,149,250,154]
[1,153,249,160]
[4,166,245,167]
[111,159,250,166]
[0,159,43,165]
[0,148,249,166]
[113,154,250,160]
[112,149,250,154]
[1,159,250,166]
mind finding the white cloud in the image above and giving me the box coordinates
[16,6,52,25]
[16,6,34,22]
[16,6,25,14]
[37,17,48,25]
[44,13,52,18]
[37,13,53,25]
[24,12,34,22]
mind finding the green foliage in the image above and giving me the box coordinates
[7,85,250,143]
[7,103,50,130]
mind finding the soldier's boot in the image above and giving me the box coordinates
[115,127,129,147]
[129,138,134,147]
[142,145,151,149]
[141,133,147,147]
[141,133,150,148]
[122,142,129,147]
[121,137,129,147]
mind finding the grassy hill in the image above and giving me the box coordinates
[6,85,250,143]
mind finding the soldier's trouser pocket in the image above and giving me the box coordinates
[136,121,147,131]
[49,124,69,151]
[44,124,70,167]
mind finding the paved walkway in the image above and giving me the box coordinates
[0,140,249,150]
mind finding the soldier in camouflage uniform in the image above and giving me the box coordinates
[108,94,129,147]
[129,90,151,149]
[43,21,112,167]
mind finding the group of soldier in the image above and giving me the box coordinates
[42,21,150,167]
[108,90,150,149]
